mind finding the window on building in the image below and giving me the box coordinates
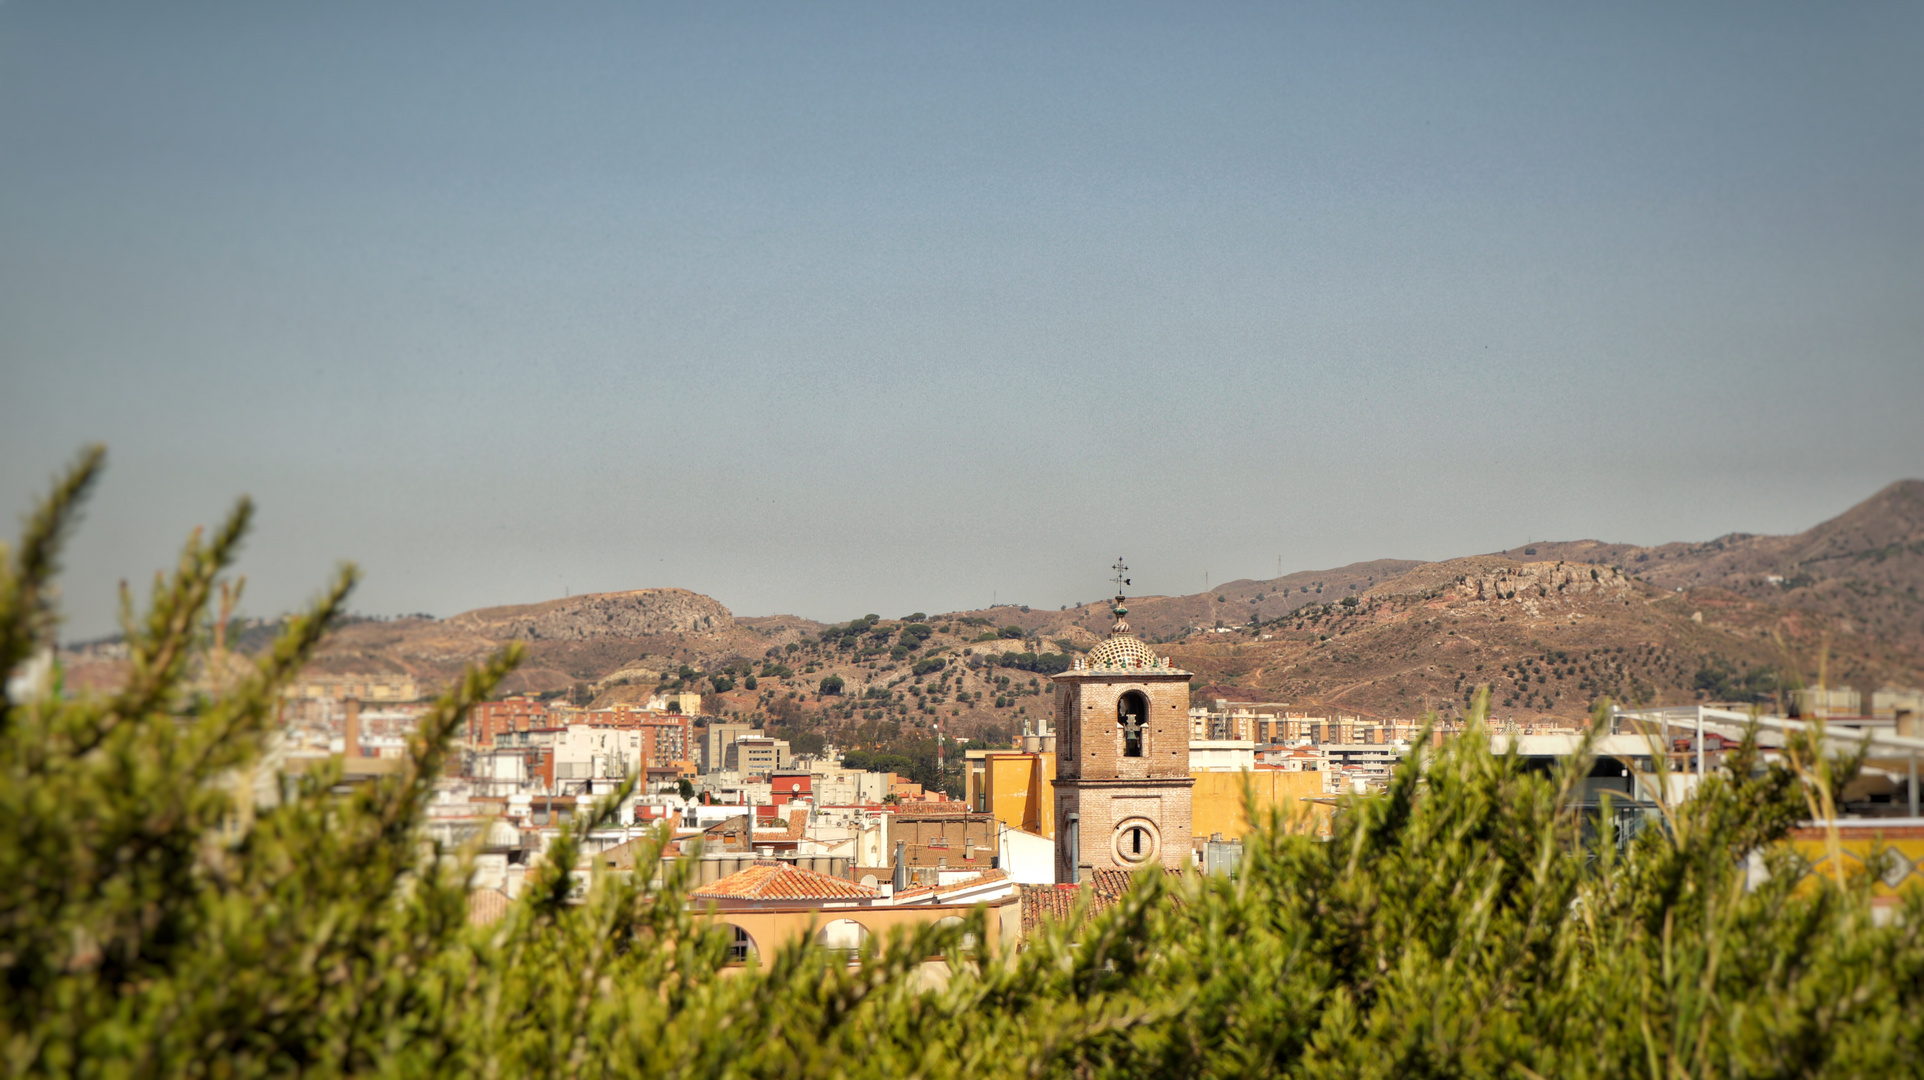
[728,925,756,963]
[1113,818,1158,864]
[815,919,869,961]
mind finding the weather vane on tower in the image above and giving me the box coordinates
[1109,557,1132,633]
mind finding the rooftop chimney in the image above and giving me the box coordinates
[892,840,908,892]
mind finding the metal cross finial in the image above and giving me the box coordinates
[1110,557,1131,599]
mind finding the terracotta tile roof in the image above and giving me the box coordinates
[1089,867,1151,903]
[1018,868,1185,938]
[1018,884,1085,936]
[467,887,512,927]
[692,860,880,902]
[759,808,809,841]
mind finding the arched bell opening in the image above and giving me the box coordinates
[1117,690,1148,758]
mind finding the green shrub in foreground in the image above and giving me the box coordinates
[2,448,1919,1078]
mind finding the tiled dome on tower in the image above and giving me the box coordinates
[1084,630,1165,671]
[1074,599,1180,673]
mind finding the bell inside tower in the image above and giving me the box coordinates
[1118,690,1148,757]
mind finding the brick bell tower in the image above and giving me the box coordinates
[1051,560,1194,883]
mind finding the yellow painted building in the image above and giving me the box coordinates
[1190,769,1327,840]
[968,749,1324,845]
[986,751,1055,838]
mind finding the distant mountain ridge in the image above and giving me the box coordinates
[83,477,1913,732]
[1492,480,1924,650]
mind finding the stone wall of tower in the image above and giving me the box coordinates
[1054,780,1194,878]
[1053,682,1079,767]
[1052,669,1195,881]
[1053,674,1190,781]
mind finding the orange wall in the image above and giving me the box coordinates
[695,896,1022,963]
[984,752,1055,838]
[987,755,1323,843]
[1190,769,1326,840]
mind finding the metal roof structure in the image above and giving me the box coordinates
[1613,705,1924,816]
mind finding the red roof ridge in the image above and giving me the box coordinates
[692,861,879,901]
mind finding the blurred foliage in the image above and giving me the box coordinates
[3,448,1920,1078]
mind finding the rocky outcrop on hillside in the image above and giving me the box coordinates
[1365,557,1522,600]
[444,589,733,642]
[1367,558,1637,610]
[1444,562,1637,614]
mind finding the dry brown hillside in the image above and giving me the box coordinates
[81,478,1915,744]
[300,588,823,700]
[1493,480,1924,663]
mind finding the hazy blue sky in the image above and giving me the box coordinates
[3,2,1920,637]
